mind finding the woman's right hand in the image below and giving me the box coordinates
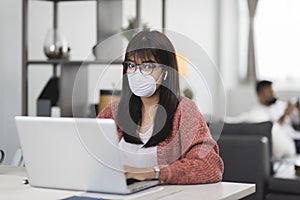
[124,165,155,181]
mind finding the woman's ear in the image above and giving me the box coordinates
[164,71,168,81]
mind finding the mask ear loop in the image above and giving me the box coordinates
[163,71,168,81]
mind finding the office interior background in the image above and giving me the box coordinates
[1,0,300,165]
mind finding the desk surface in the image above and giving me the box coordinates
[0,166,255,200]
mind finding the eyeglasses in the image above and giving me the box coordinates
[123,61,161,75]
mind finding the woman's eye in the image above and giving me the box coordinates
[128,63,135,68]
[144,64,154,70]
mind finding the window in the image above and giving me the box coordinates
[255,0,300,84]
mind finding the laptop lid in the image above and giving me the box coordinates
[15,116,158,194]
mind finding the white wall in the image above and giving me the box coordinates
[219,0,239,90]
[219,0,243,116]
[218,0,259,116]
[0,0,22,164]
[1,0,220,163]
[166,0,221,116]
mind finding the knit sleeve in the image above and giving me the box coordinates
[158,98,224,184]
[96,102,118,119]
[97,102,123,141]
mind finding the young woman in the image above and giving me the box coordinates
[97,30,223,184]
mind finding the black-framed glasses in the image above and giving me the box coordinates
[123,61,161,75]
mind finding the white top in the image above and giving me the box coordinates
[235,100,287,123]
[256,100,290,122]
[254,100,300,138]
[118,126,158,168]
[236,100,300,137]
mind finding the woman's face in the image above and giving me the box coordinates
[127,56,164,91]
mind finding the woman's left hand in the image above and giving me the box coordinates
[124,165,155,181]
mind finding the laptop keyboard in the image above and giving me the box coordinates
[126,178,141,185]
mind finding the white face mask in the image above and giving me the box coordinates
[127,70,159,97]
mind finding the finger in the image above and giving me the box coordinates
[125,173,131,179]
[130,175,146,181]
[125,173,147,181]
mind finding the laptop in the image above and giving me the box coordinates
[15,116,159,194]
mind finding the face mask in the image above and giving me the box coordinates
[127,70,161,97]
[266,97,277,106]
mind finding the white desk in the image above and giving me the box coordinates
[0,166,255,200]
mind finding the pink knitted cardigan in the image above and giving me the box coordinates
[97,96,224,184]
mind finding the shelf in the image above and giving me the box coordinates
[27,60,123,65]
[31,0,96,2]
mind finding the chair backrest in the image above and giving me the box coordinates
[218,135,270,200]
[220,121,273,160]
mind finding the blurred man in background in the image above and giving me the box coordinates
[237,80,300,159]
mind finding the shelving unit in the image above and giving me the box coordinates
[22,0,124,117]
[22,0,166,116]
[27,60,122,65]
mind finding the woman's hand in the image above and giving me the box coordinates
[124,165,155,181]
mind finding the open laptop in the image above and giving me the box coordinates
[15,116,159,194]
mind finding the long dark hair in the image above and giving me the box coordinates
[117,30,181,147]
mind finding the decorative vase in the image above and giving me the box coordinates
[43,29,70,60]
